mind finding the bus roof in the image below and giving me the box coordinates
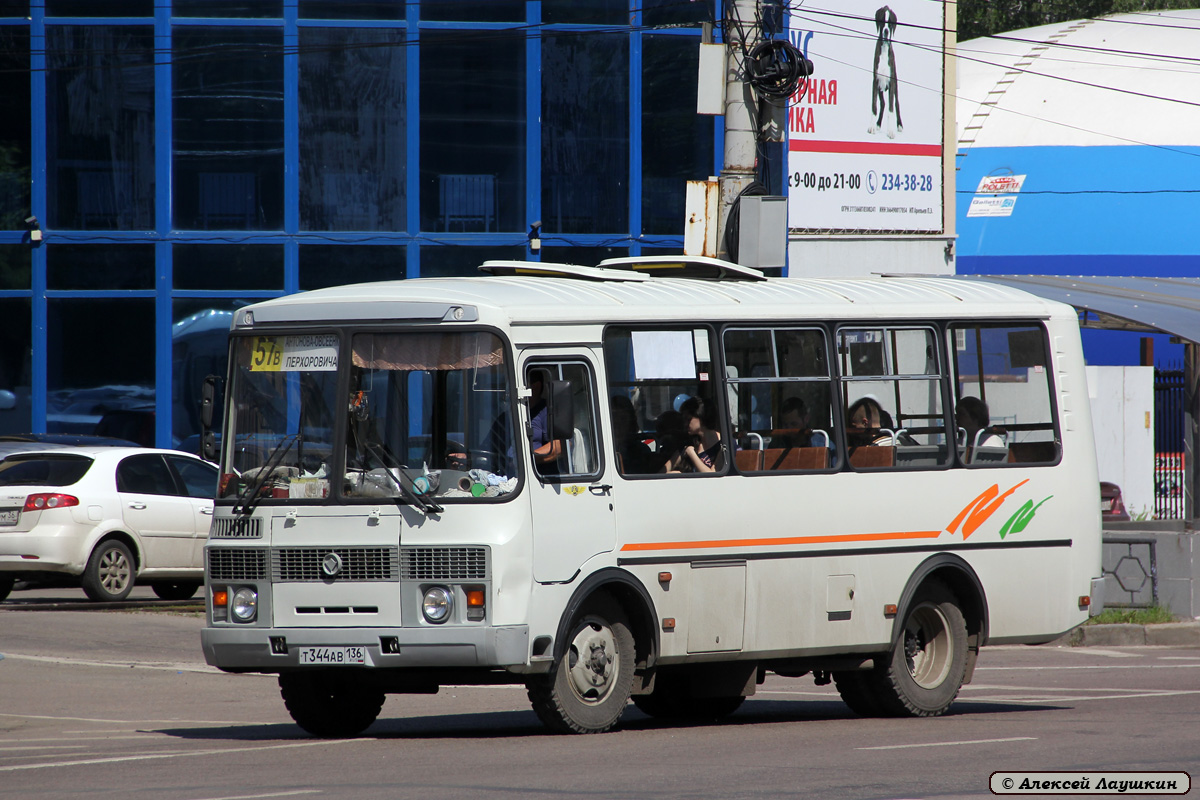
[234,268,1073,330]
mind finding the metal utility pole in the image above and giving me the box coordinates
[716,0,759,261]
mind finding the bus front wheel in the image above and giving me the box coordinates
[873,581,968,717]
[279,672,384,737]
[526,595,635,734]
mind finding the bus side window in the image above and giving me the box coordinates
[526,361,602,481]
[950,323,1059,467]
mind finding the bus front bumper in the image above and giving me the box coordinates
[201,624,530,672]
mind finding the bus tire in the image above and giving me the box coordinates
[833,671,885,717]
[526,595,634,734]
[81,539,135,602]
[871,581,968,717]
[152,581,200,601]
[633,691,744,721]
[279,672,384,738]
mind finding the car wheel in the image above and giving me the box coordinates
[0,574,14,602]
[152,581,201,601]
[81,540,136,602]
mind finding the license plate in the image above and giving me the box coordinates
[297,646,367,665]
[1101,500,1112,512]
[0,508,18,526]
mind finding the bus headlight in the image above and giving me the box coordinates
[232,587,258,622]
[422,586,453,623]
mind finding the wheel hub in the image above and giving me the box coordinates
[567,621,618,703]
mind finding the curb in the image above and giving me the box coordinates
[1054,622,1200,648]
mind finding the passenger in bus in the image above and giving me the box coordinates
[847,396,895,446]
[611,395,655,474]
[773,396,816,448]
[528,369,565,475]
[653,410,688,473]
[956,396,1005,448]
[679,396,724,473]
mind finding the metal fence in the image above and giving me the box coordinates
[1155,366,1186,520]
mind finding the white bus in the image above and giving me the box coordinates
[201,256,1105,736]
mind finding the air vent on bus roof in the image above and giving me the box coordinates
[478,261,648,282]
[598,255,766,281]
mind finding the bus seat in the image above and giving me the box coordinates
[895,444,943,467]
[971,445,1010,464]
[735,449,764,472]
[849,446,894,468]
[763,447,828,471]
[1007,441,1059,464]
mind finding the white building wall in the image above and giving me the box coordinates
[1087,366,1155,519]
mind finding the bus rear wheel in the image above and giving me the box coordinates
[632,669,745,721]
[871,581,968,717]
[279,672,384,738]
[526,595,635,734]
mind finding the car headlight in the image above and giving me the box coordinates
[232,587,258,622]
[422,586,453,623]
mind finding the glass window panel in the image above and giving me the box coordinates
[46,298,154,438]
[539,246,628,266]
[604,326,722,476]
[0,297,31,434]
[47,1,151,14]
[525,361,601,480]
[45,26,154,231]
[544,0,627,25]
[543,33,628,234]
[173,27,283,231]
[642,0,711,27]
[300,27,405,232]
[173,301,239,449]
[0,2,28,16]
[421,30,524,232]
[173,1,281,18]
[300,1,404,19]
[174,243,283,291]
[341,331,515,501]
[419,245,524,278]
[48,244,154,290]
[299,245,406,290]
[642,34,714,234]
[952,323,1058,466]
[420,1,523,22]
[0,245,31,290]
[0,28,29,231]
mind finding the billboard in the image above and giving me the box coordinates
[787,2,946,233]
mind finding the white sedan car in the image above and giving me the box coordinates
[0,447,218,602]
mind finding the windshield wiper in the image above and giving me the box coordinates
[234,433,299,519]
[364,441,443,515]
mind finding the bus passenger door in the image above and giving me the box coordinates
[521,355,617,583]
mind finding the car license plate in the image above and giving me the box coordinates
[1100,500,1112,512]
[0,508,18,526]
[297,646,367,665]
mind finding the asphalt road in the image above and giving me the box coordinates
[0,601,1198,800]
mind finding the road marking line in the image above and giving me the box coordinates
[0,712,247,725]
[0,745,89,751]
[977,663,1200,671]
[188,792,320,800]
[858,736,1036,750]
[0,652,222,674]
[0,739,354,772]
[965,689,1200,703]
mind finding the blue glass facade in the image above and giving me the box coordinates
[0,1,719,447]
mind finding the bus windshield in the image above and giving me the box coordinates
[220,329,517,503]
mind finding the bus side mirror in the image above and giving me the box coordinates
[200,375,218,462]
[546,379,574,441]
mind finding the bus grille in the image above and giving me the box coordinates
[400,547,488,581]
[209,517,262,539]
[272,547,399,582]
[207,547,269,580]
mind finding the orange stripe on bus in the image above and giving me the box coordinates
[619,530,943,552]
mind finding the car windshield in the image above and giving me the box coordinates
[0,455,93,487]
[221,330,517,504]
